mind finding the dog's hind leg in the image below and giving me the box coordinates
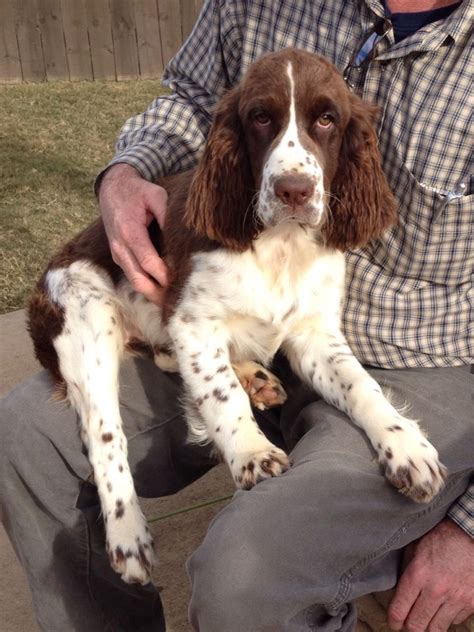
[46,262,154,584]
[232,361,287,410]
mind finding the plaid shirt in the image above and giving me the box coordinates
[104,0,473,533]
[448,476,474,536]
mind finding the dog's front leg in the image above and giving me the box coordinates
[50,272,153,585]
[168,316,289,489]
[283,328,447,503]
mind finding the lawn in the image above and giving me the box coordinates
[0,80,166,314]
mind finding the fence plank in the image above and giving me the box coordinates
[110,0,139,80]
[180,0,203,41]
[14,0,45,81]
[84,0,115,80]
[36,0,68,80]
[134,0,163,78]
[2,0,199,83]
[0,0,22,82]
[60,0,92,80]
[157,0,182,67]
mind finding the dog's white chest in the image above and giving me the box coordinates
[181,225,345,364]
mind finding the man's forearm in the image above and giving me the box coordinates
[95,163,143,198]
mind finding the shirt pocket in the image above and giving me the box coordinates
[370,158,473,286]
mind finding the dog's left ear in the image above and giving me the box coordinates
[184,87,256,250]
[323,93,397,250]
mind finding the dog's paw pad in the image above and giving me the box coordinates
[233,362,287,410]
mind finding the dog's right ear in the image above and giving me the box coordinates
[184,87,256,251]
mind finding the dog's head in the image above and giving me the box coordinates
[185,49,397,251]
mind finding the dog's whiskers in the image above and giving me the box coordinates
[243,192,260,231]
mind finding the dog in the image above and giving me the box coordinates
[28,49,447,585]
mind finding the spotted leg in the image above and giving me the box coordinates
[154,351,287,410]
[46,264,154,584]
[168,316,289,489]
[283,328,447,503]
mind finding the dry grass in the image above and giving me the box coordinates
[0,80,165,313]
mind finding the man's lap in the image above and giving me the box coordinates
[1,359,471,628]
[188,439,469,630]
[1,359,471,502]
[187,364,472,630]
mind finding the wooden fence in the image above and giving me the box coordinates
[0,0,204,82]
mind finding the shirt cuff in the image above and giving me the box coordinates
[94,143,169,197]
[448,482,474,537]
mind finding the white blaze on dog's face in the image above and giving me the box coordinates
[258,63,325,226]
[239,50,351,231]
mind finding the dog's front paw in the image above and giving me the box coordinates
[377,420,447,503]
[106,501,154,584]
[232,361,287,410]
[232,447,290,490]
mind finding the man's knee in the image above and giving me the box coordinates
[187,436,469,630]
[188,459,368,629]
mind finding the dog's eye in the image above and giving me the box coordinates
[317,113,334,128]
[253,112,272,126]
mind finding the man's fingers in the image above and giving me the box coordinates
[403,588,441,632]
[144,184,168,229]
[122,222,169,287]
[388,521,474,632]
[453,606,474,625]
[388,566,421,630]
[111,242,164,304]
[135,245,169,288]
[428,600,465,632]
[98,164,169,295]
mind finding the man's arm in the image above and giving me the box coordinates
[389,482,474,632]
[97,0,247,300]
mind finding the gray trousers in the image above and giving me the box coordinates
[0,359,472,632]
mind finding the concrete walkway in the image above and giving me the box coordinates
[1,310,472,632]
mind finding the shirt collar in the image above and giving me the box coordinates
[360,0,472,59]
[442,0,473,42]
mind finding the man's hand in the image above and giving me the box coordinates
[388,519,474,632]
[99,163,169,303]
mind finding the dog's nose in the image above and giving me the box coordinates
[274,175,315,208]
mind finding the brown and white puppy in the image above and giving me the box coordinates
[28,49,447,585]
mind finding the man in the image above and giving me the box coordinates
[1,1,472,631]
